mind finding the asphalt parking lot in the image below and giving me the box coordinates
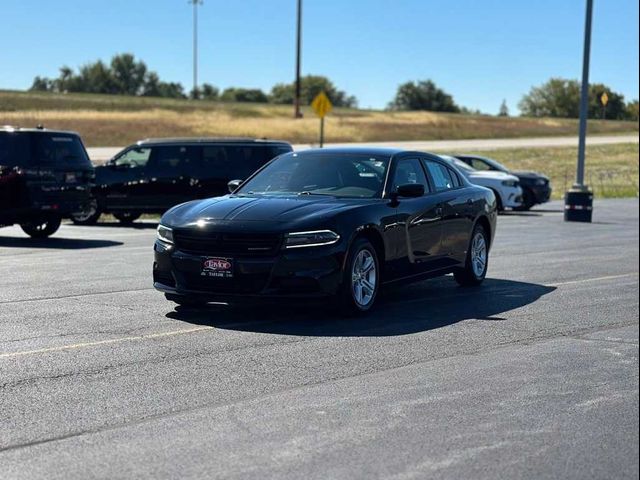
[0,199,638,479]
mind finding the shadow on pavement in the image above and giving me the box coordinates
[0,236,123,249]
[167,277,555,337]
[500,211,542,217]
[73,222,159,230]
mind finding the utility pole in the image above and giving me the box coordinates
[565,0,594,222]
[190,0,203,98]
[294,0,302,118]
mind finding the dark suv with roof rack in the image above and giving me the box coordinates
[1,126,94,238]
[71,138,293,225]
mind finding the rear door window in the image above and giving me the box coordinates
[29,133,91,168]
[0,133,31,167]
[422,160,455,192]
[200,145,282,180]
[148,146,199,176]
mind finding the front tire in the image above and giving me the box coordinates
[454,223,489,287]
[339,238,380,315]
[20,216,62,238]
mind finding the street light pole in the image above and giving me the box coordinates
[565,0,594,223]
[294,0,302,118]
[191,0,203,98]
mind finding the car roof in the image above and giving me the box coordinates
[0,125,81,136]
[294,147,431,157]
[135,137,291,147]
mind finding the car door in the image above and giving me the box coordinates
[101,146,152,211]
[144,145,199,210]
[422,158,474,265]
[391,157,445,277]
[196,144,286,198]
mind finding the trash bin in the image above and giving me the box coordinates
[564,188,593,223]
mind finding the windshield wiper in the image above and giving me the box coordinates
[298,191,332,196]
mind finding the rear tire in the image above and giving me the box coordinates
[71,197,102,225]
[454,223,489,287]
[20,216,62,238]
[113,212,141,224]
[165,293,208,308]
[338,238,380,315]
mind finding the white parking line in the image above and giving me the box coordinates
[0,326,214,359]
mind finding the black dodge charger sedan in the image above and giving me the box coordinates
[455,154,551,210]
[153,148,497,314]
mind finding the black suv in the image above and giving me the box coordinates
[0,126,94,238]
[72,138,293,224]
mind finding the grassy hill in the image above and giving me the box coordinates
[1,89,637,147]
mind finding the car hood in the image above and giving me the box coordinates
[512,170,548,180]
[162,194,371,230]
[467,171,518,181]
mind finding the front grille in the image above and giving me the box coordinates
[174,231,282,257]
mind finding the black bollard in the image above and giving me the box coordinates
[564,188,593,223]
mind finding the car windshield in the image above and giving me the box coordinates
[440,155,474,174]
[236,152,390,198]
[479,156,509,172]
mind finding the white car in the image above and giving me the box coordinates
[440,155,523,211]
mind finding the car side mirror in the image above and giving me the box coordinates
[396,183,425,198]
[227,179,243,193]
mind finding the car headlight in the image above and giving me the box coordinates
[284,230,340,249]
[535,178,547,186]
[157,224,174,244]
[502,180,518,187]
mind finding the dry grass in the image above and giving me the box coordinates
[477,143,639,199]
[1,89,637,146]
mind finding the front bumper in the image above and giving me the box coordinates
[502,186,524,209]
[530,184,552,204]
[29,185,93,217]
[153,240,346,303]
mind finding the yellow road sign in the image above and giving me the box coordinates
[311,91,333,118]
[601,92,609,106]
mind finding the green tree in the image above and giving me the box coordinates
[626,100,639,121]
[76,60,116,94]
[30,76,52,91]
[54,66,74,92]
[589,83,626,120]
[189,87,202,100]
[157,82,186,99]
[269,75,357,108]
[498,99,509,117]
[201,83,219,100]
[221,87,268,103]
[110,53,147,96]
[388,80,459,112]
[519,78,629,119]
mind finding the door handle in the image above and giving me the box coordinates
[435,206,444,216]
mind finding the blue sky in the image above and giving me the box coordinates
[1,0,638,113]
